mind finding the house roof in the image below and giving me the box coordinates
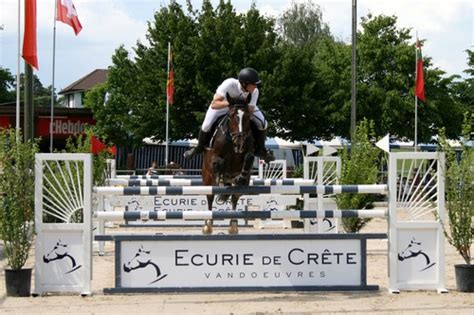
[59,69,108,95]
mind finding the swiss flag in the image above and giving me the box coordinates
[56,0,83,35]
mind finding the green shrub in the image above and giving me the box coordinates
[0,129,39,270]
[439,112,473,265]
[336,119,380,232]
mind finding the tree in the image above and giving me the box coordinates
[85,46,142,150]
[450,49,474,117]
[263,0,336,140]
[86,2,471,146]
[87,0,278,145]
[0,67,55,107]
[356,14,464,142]
[0,67,15,103]
[277,0,331,46]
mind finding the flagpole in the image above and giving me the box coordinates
[165,42,170,165]
[50,0,58,152]
[16,0,21,142]
[414,33,418,152]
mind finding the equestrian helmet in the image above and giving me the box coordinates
[238,67,261,85]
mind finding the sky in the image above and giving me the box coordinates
[0,0,473,92]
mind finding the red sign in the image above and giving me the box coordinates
[37,116,95,137]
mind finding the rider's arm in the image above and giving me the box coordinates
[210,94,230,110]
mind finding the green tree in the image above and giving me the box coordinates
[356,14,464,142]
[86,46,141,150]
[263,0,335,140]
[0,67,15,103]
[0,67,56,107]
[450,49,474,117]
[87,0,278,145]
[277,0,331,45]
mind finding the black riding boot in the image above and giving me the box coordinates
[254,129,275,163]
[183,130,210,159]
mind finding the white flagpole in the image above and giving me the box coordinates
[50,0,58,152]
[16,0,21,142]
[414,34,418,152]
[165,42,170,165]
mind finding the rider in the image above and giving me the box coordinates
[183,67,275,162]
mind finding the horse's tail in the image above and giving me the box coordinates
[217,194,230,203]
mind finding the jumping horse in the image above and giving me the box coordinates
[201,93,255,234]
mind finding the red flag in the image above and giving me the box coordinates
[415,39,426,102]
[22,0,38,70]
[56,0,83,35]
[167,48,174,104]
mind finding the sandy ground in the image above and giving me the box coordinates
[0,218,473,315]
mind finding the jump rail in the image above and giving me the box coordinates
[94,184,388,196]
[96,209,388,221]
[107,178,316,187]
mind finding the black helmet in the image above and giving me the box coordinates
[238,67,261,85]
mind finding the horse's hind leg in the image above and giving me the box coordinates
[228,195,240,234]
[203,194,214,235]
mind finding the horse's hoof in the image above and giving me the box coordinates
[228,220,239,234]
[203,225,213,234]
[203,219,213,235]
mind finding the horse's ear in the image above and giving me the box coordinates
[246,93,252,104]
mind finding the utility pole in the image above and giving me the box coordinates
[350,0,357,141]
[24,64,34,142]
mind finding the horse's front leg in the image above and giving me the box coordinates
[234,152,255,185]
[203,194,214,235]
[228,194,241,235]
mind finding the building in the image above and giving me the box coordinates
[0,69,108,151]
[59,69,108,108]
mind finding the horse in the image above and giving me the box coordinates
[201,93,255,234]
[398,237,435,271]
[123,245,167,284]
[43,239,82,274]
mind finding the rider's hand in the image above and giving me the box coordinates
[227,93,248,106]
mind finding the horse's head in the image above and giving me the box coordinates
[43,239,68,262]
[123,245,152,272]
[226,93,252,154]
[398,237,422,261]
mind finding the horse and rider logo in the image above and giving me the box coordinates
[43,239,82,274]
[123,245,167,284]
[127,197,143,211]
[309,218,335,232]
[398,237,435,271]
[263,197,279,211]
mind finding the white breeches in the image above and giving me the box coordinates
[201,106,267,132]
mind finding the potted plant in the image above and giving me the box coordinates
[439,112,474,292]
[0,128,39,296]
